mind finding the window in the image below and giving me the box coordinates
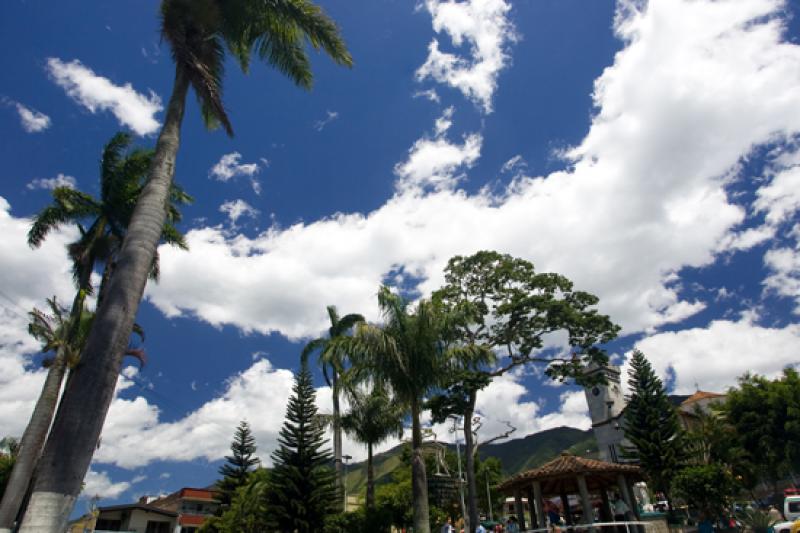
[789,501,800,513]
[145,520,171,533]
[95,519,122,531]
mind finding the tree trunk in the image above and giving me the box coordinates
[411,398,431,533]
[0,354,67,532]
[0,283,90,532]
[464,392,479,533]
[18,65,190,533]
[332,372,344,510]
[366,442,375,510]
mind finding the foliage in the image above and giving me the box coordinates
[302,305,364,506]
[476,456,505,517]
[736,507,781,533]
[723,368,800,491]
[672,464,737,518]
[323,508,392,533]
[341,386,404,509]
[0,440,17,501]
[268,355,338,531]
[201,469,273,533]
[430,250,620,528]
[683,404,758,490]
[622,350,687,505]
[217,420,259,506]
[28,132,191,293]
[160,0,352,136]
[338,286,459,533]
[432,250,620,382]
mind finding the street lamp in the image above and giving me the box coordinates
[449,416,467,529]
[342,454,353,511]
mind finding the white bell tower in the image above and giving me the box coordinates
[583,363,629,462]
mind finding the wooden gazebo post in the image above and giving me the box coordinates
[617,474,635,517]
[532,481,545,529]
[577,474,594,524]
[526,485,538,529]
[514,489,527,530]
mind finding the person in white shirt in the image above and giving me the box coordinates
[441,517,455,533]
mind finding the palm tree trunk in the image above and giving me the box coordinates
[366,442,375,510]
[18,65,190,533]
[0,354,67,532]
[332,372,344,510]
[0,283,90,532]
[464,393,479,533]
[411,398,431,533]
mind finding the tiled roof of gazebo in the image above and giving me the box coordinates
[497,453,642,494]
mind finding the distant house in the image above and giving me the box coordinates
[93,502,177,533]
[89,486,219,533]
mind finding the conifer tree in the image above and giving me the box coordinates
[623,350,686,509]
[218,421,259,506]
[269,356,337,531]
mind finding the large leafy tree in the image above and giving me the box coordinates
[337,286,456,533]
[723,368,800,501]
[269,355,338,531]
[217,421,259,507]
[20,3,351,529]
[340,386,404,510]
[622,350,686,508]
[429,251,620,531]
[302,305,364,508]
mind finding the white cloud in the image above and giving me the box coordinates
[14,103,51,133]
[94,359,295,468]
[209,152,261,182]
[416,0,516,112]
[500,154,526,174]
[394,107,482,192]
[631,316,800,395]
[219,199,260,225]
[313,110,339,132]
[414,89,441,103]
[82,470,131,500]
[26,173,77,191]
[143,0,800,341]
[764,245,800,312]
[46,58,162,136]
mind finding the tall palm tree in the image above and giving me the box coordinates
[19,4,351,529]
[340,387,404,510]
[301,305,363,508]
[0,299,144,531]
[0,133,185,532]
[338,287,454,533]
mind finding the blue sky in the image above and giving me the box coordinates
[2,0,800,508]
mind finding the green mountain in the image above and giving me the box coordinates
[344,426,597,496]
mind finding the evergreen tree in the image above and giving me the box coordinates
[269,356,337,532]
[218,421,259,506]
[623,350,686,508]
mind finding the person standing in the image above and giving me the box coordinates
[613,494,631,521]
[441,518,455,533]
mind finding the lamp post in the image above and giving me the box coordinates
[449,416,467,529]
[342,454,352,511]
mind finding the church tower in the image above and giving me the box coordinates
[583,363,629,462]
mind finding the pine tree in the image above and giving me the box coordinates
[269,356,338,532]
[218,421,259,506]
[623,350,686,508]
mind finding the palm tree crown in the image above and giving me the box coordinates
[160,0,352,136]
[27,132,192,292]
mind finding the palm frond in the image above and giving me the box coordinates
[100,132,133,201]
[160,223,188,250]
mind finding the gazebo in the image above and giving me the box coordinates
[497,453,643,530]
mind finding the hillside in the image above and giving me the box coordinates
[344,426,597,496]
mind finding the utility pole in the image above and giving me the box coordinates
[342,454,352,511]
[450,416,467,530]
[485,469,493,521]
